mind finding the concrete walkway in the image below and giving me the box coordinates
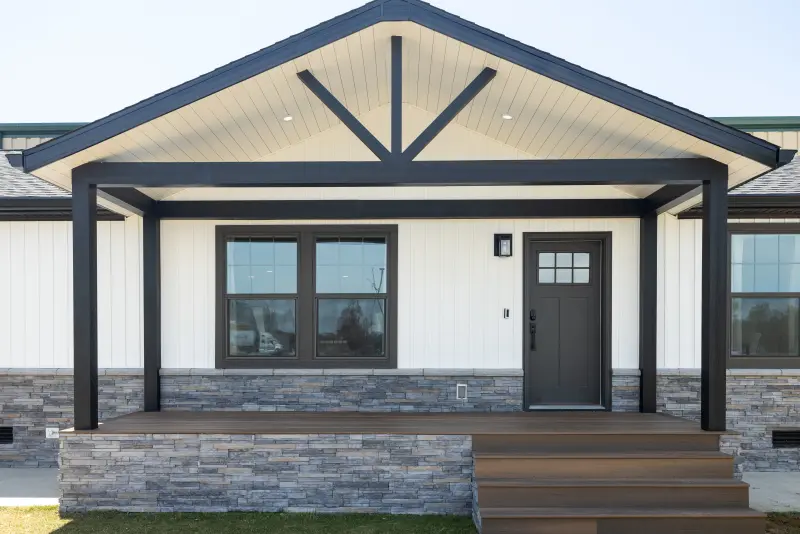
[0,468,798,511]
[0,468,58,506]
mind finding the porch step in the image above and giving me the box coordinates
[473,451,734,479]
[476,478,750,509]
[478,507,765,534]
[473,431,721,453]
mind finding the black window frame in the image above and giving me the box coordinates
[728,223,800,369]
[215,224,398,369]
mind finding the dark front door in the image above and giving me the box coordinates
[525,237,603,408]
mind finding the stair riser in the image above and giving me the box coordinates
[475,458,733,479]
[473,434,720,454]
[478,485,749,509]
[480,517,764,534]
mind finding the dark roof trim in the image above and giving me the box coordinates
[679,195,800,219]
[0,123,86,135]
[20,0,782,172]
[0,198,123,221]
[714,116,800,132]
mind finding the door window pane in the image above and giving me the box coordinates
[573,268,590,283]
[573,253,590,268]
[539,253,555,267]
[538,252,591,284]
[317,298,386,357]
[556,253,572,267]
[556,268,572,283]
[730,297,799,357]
[538,268,555,283]
[227,237,297,294]
[316,237,387,294]
[228,299,296,357]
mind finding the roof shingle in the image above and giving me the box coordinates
[0,151,69,198]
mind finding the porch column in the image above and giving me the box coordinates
[72,180,98,430]
[638,212,657,413]
[142,212,161,411]
[701,174,728,431]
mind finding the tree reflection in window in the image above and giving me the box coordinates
[317,299,385,357]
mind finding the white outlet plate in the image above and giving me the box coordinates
[45,427,60,439]
[456,383,468,400]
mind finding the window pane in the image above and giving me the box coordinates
[731,297,799,357]
[315,237,387,294]
[317,299,386,357]
[780,264,800,292]
[755,234,780,264]
[227,237,297,294]
[780,235,800,263]
[228,299,296,357]
[573,268,590,283]
[731,234,754,264]
[539,253,555,267]
[538,268,554,283]
[753,264,779,292]
[574,253,590,268]
[556,268,572,283]
[556,253,572,267]
[731,264,755,293]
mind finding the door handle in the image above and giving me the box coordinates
[530,322,537,350]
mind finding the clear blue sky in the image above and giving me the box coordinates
[2,0,798,123]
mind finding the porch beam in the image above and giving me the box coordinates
[297,70,391,162]
[391,35,402,156]
[156,198,647,219]
[644,184,700,214]
[99,187,156,217]
[72,180,98,430]
[638,211,658,413]
[701,173,729,431]
[72,158,726,187]
[142,212,161,412]
[401,67,497,161]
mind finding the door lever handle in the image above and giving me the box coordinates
[530,322,537,350]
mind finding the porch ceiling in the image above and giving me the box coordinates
[21,4,783,206]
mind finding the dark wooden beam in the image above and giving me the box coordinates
[72,180,98,430]
[391,35,402,156]
[297,69,391,162]
[639,212,657,413]
[142,212,161,412]
[156,198,647,219]
[99,187,156,216]
[402,67,497,161]
[72,158,726,187]
[644,185,700,214]
[701,175,729,431]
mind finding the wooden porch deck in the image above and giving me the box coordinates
[74,410,707,435]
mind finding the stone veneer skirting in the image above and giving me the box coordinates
[59,433,473,514]
[2,368,800,472]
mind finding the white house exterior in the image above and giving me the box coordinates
[0,3,798,528]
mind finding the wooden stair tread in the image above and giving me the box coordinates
[474,450,731,459]
[476,478,749,488]
[478,507,764,519]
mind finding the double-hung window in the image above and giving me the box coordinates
[729,225,800,368]
[216,225,397,368]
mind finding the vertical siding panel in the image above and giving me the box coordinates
[662,215,680,368]
[656,214,666,368]
[439,222,457,367]
[9,223,26,365]
[193,220,211,368]
[693,220,703,368]
[396,220,413,368]
[96,222,112,367]
[678,220,696,369]
[0,224,11,366]
[38,222,55,368]
[470,222,488,366]
[52,223,71,367]
[425,222,442,365]
[124,216,143,368]
[23,222,40,367]
[109,222,127,368]
[177,221,196,368]
[453,222,471,366]
[160,220,179,368]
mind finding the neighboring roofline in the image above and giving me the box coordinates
[714,116,800,132]
[678,194,800,219]
[0,123,86,135]
[0,198,124,221]
[19,0,784,172]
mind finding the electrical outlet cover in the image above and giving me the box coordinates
[45,427,60,439]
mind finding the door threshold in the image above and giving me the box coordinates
[528,404,606,411]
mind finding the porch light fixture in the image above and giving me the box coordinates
[283,115,293,122]
[494,234,512,257]
[501,113,513,120]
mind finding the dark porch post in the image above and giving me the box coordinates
[72,180,98,430]
[701,174,728,431]
[638,211,657,413]
[142,212,161,411]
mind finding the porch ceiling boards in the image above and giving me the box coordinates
[18,1,787,205]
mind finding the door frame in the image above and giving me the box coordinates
[522,232,613,411]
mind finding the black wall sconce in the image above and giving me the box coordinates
[494,234,512,257]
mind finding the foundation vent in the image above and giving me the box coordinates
[0,427,12,444]
[773,430,800,448]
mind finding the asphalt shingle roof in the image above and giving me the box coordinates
[731,155,800,195]
[0,151,69,198]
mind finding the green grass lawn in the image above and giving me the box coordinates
[2,507,798,533]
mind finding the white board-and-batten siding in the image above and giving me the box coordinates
[160,218,641,370]
[0,218,143,368]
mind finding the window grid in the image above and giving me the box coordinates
[537,251,591,285]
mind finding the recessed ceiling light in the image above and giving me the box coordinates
[501,114,513,120]
[283,115,293,122]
